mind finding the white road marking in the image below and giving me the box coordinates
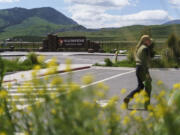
[81,70,135,88]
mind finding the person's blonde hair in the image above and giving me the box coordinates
[135,35,151,53]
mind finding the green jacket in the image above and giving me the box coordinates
[135,44,151,68]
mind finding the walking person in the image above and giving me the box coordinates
[123,35,153,110]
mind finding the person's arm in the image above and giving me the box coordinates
[141,47,149,64]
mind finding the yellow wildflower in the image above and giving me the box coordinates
[0,90,8,98]
[50,93,57,100]
[122,116,130,125]
[70,83,80,92]
[140,90,147,96]
[44,76,49,81]
[7,83,12,89]
[132,104,137,109]
[97,82,109,91]
[65,59,72,71]
[55,99,60,104]
[37,55,45,63]
[0,132,6,135]
[154,104,166,118]
[173,83,180,89]
[34,65,41,70]
[107,129,112,134]
[111,113,121,122]
[83,101,93,108]
[120,88,127,94]
[135,96,141,103]
[82,75,94,84]
[130,110,137,116]
[35,101,41,108]
[147,105,154,111]
[27,106,32,112]
[148,123,153,128]
[51,109,56,115]
[120,103,127,110]
[47,57,58,67]
[46,67,57,75]
[96,91,105,98]
[50,77,63,86]
[159,90,166,97]
[134,116,143,122]
[133,93,139,98]
[0,107,4,115]
[32,70,38,78]
[107,96,119,107]
[157,80,163,86]
[148,112,154,118]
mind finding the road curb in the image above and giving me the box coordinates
[3,66,91,83]
[38,66,91,77]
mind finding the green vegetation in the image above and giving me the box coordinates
[1,53,45,72]
[0,18,6,28]
[58,24,180,42]
[0,17,75,40]
[95,33,180,68]
[0,59,180,134]
[0,7,79,40]
[94,58,136,67]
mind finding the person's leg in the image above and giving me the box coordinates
[124,66,145,104]
[144,72,152,109]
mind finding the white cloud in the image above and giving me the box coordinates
[0,0,19,2]
[65,0,130,8]
[65,0,171,28]
[169,0,180,7]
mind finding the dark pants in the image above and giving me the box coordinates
[125,65,152,108]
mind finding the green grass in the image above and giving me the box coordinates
[1,53,46,72]
[3,59,34,72]
[114,60,136,67]
[94,59,136,67]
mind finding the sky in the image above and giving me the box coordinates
[0,0,180,28]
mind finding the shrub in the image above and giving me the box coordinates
[127,48,135,62]
[27,52,39,65]
[167,33,180,60]
[104,58,113,66]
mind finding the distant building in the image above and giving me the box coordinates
[42,34,100,52]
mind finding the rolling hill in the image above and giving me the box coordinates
[58,24,180,42]
[0,7,86,40]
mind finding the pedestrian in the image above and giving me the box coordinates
[123,35,152,110]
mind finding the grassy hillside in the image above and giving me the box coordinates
[0,7,81,40]
[0,17,69,40]
[58,24,180,42]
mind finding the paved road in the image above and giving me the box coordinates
[2,52,180,111]
[59,67,180,100]
[0,51,127,64]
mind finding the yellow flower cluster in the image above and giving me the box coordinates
[82,74,94,85]
[173,83,180,89]
[157,80,163,86]
[122,116,130,125]
[0,90,8,98]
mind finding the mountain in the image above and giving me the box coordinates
[0,7,85,40]
[0,7,77,28]
[164,19,180,25]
